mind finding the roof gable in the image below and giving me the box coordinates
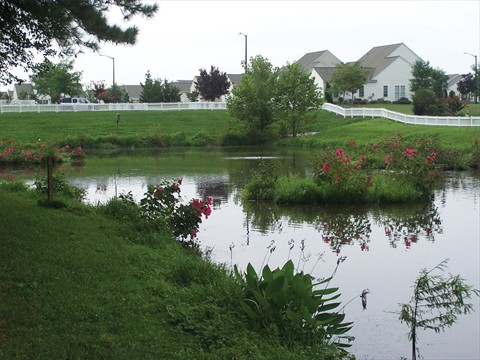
[14,83,34,95]
[357,43,421,80]
[295,50,341,73]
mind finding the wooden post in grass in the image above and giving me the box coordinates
[116,113,121,130]
[47,155,53,200]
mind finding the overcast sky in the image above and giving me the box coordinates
[3,0,480,90]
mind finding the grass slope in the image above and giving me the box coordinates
[1,106,478,149]
[0,187,347,359]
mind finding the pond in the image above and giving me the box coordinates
[5,147,479,359]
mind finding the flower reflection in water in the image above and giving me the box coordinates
[243,198,443,254]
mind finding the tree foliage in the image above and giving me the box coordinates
[457,73,476,98]
[139,71,180,103]
[410,60,448,98]
[227,56,322,140]
[395,259,479,360]
[30,60,83,104]
[329,62,368,103]
[194,66,230,101]
[274,63,322,137]
[0,0,158,85]
[98,83,128,103]
[227,56,278,138]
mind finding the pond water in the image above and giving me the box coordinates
[4,147,479,359]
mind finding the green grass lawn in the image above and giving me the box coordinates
[1,108,479,150]
[0,187,348,359]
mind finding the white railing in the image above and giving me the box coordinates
[2,101,478,126]
[321,103,480,127]
[0,101,227,113]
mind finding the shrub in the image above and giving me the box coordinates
[140,178,212,245]
[393,97,411,104]
[312,147,372,204]
[412,89,436,115]
[242,160,279,201]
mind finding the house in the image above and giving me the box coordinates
[295,50,342,94]
[354,43,421,102]
[296,43,422,102]
[446,74,463,96]
[12,83,35,101]
[171,80,193,102]
[122,84,143,102]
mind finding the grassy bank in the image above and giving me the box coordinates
[1,108,479,150]
[0,185,350,359]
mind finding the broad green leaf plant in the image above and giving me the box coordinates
[235,260,354,348]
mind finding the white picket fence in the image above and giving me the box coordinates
[0,101,227,113]
[321,103,480,127]
[1,100,479,127]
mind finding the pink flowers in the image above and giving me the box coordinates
[322,162,332,173]
[385,155,392,164]
[405,148,416,157]
[336,148,344,158]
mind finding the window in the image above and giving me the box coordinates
[383,85,388,98]
[359,86,364,98]
[394,85,406,100]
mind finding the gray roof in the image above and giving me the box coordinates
[123,85,143,99]
[447,74,462,87]
[313,67,337,83]
[227,73,243,86]
[356,43,415,80]
[171,80,192,93]
[295,50,328,72]
[14,83,34,95]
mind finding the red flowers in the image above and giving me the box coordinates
[405,148,416,157]
[385,155,392,164]
[322,162,332,173]
[336,148,344,158]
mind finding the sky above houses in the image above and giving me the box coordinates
[2,0,480,90]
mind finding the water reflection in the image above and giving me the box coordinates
[242,199,443,254]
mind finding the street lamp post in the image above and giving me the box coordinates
[464,52,478,104]
[99,53,115,86]
[239,32,247,70]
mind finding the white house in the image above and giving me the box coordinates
[354,43,421,101]
[294,50,342,94]
[296,43,423,102]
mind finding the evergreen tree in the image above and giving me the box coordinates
[0,0,158,85]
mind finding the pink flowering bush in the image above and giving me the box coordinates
[140,178,212,244]
[312,147,372,203]
[0,137,84,165]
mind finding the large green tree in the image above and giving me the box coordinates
[30,60,82,104]
[329,62,368,104]
[274,63,322,137]
[139,71,180,103]
[410,59,448,98]
[227,56,278,137]
[195,66,230,101]
[0,0,158,85]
